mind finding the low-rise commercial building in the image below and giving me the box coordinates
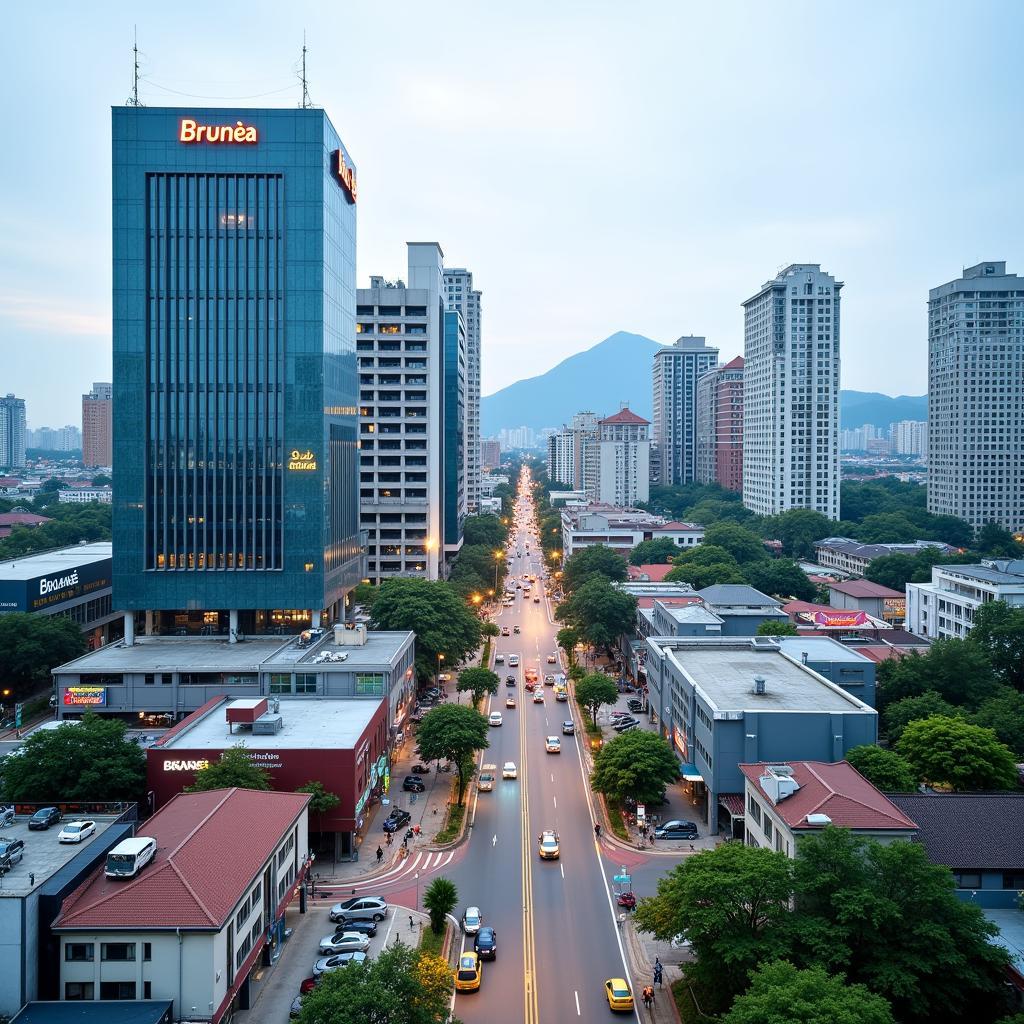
[828,578,906,623]
[906,559,1024,640]
[643,637,877,833]
[692,584,789,635]
[813,536,956,577]
[56,488,112,505]
[740,760,917,854]
[0,510,52,539]
[560,506,703,559]
[773,636,877,707]
[53,788,309,1021]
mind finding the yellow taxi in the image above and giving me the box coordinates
[537,829,560,859]
[455,952,482,992]
[604,977,634,1012]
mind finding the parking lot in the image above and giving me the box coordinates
[238,898,427,1021]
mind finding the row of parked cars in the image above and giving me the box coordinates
[0,807,100,872]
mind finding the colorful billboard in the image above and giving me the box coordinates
[811,610,869,628]
[64,686,106,707]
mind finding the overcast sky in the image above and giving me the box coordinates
[3,1,1022,426]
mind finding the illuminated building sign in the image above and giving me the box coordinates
[811,610,869,628]
[333,149,358,203]
[64,686,106,707]
[163,759,210,772]
[179,119,258,144]
[288,449,318,471]
[882,598,906,621]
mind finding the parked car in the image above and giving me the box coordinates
[58,820,97,844]
[654,820,699,840]
[313,952,368,976]
[28,807,62,831]
[0,806,15,828]
[329,896,389,923]
[332,919,377,937]
[0,837,25,869]
[318,931,371,956]
[382,809,411,833]
[402,777,425,793]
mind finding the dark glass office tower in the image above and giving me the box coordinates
[112,107,362,637]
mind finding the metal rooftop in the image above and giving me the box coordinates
[0,541,112,582]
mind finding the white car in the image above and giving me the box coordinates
[502,761,518,779]
[545,736,561,754]
[494,654,505,664]
[461,906,483,934]
[58,820,97,844]
[313,952,368,976]
[508,655,520,667]
[488,711,503,727]
[318,931,371,955]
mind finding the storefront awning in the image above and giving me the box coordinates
[679,763,704,782]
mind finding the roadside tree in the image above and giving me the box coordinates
[590,730,681,806]
[555,626,581,667]
[561,545,628,593]
[0,613,86,699]
[574,672,619,726]
[456,667,500,706]
[295,780,341,842]
[423,877,458,935]
[414,704,489,805]
[556,577,636,654]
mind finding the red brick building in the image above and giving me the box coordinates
[695,356,744,492]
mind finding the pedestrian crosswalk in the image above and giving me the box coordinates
[319,848,458,897]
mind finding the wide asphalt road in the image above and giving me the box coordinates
[451,470,640,1023]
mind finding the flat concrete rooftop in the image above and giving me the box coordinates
[776,636,874,664]
[0,541,112,582]
[161,697,380,750]
[662,643,872,715]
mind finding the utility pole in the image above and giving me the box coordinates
[126,27,143,107]
[299,33,312,109]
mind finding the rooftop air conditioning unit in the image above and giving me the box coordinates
[753,675,767,695]
[759,765,798,804]
[805,813,832,827]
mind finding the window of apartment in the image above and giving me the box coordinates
[1002,873,1024,890]
[747,795,762,825]
[954,872,982,889]
[295,673,317,694]
[144,981,152,999]
[143,942,152,962]
[251,884,261,909]
[101,942,136,962]
[65,983,95,1000]
[269,674,290,695]
[356,673,385,695]
[65,943,94,962]
[763,817,774,842]
[100,981,137,1000]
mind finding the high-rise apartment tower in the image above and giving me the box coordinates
[695,356,744,492]
[82,383,113,467]
[443,269,481,513]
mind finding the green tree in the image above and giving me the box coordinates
[556,626,580,667]
[882,691,960,743]
[854,512,919,544]
[634,843,795,1005]
[186,745,272,792]
[876,639,1000,710]
[462,514,507,548]
[0,713,145,803]
[844,745,918,791]
[371,578,482,682]
[722,961,895,1024]
[574,672,619,726]
[684,498,757,527]
[968,600,1024,691]
[765,508,834,559]
[0,613,86,698]
[897,716,1018,790]
[561,544,628,593]
[481,621,500,639]
[414,703,489,805]
[673,543,740,569]
[745,560,816,602]
[350,581,378,610]
[864,553,921,591]
[298,940,455,1024]
[555,576,636,653]
[628,537,680,565]
[756,620,799,636]
[456,666,500,706]
[590,730,681,806]
[975,521,1024,558]
[422,876,458,935]
[970,688,1024,757]
[665,560,747,589]
[703,522,769,564]
[91,473,112,487]
[295,780,341,839]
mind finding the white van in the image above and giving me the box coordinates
[105,837,157,879]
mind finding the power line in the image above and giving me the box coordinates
[141,78,296,101]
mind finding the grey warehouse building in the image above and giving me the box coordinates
[644,636,877,834]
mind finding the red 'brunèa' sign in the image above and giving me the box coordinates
[334,149,357,203]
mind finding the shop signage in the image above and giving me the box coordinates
[812,610,868,627]
[883,598,906,620]
[64,686,106,707]
[163,759,211,772]
[179,118,258,144]
[41,571,79,595]
[333,149,357,203]
[288,449,317,471]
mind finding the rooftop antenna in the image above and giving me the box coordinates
[126,26,143,107]
[300,33,312,109]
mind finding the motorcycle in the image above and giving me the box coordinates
[411,764,430,775]
[616,891,637,910]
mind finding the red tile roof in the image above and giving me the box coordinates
[636,595,701,610]
[0,512,51,527]
[722,355,745,370]
[54,788,309,931]
[652,521,702,532]
[828,579,904,599]
[627,563,675,582]
[599,407,650,426]
[739,761,918,831]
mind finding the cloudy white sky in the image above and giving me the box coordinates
[2,1,1022,426]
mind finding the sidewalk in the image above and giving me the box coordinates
[621,917,687,1023]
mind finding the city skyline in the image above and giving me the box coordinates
[3,2,1023,423]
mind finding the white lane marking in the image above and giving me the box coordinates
[553,796,557,809]
[492,834,498,847]
[560,863,565,879]
[383,906,398,947]
[575,990,581,1016]
[550,773,554,783]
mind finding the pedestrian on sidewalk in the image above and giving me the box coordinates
[386,831,393,846]
[594,823,601,839]
[409,915,415,930]
[642,985,654,1009]
[376,846,384,864]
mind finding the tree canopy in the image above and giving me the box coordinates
[628,537,681,565]
[896,716,1018,790]
[844,745,919,791]
[0,502,111,561]
[0,613,87,699]
[590,729,681,805]
[968,600,1024,691]
[186,746,272,792]
[702,522,769,564]
[876,639,1000,711]
[423,876,458,934]
[970,687,1024,757]
[744,559,816,602]
[561,544,628,593]
[456,666,500,706]
[756,620,799,637]
[414,703,489,804]
[371,578,482,681]
[555,576,636,652]
[1,713,145,803]
[881,692,960,743]
[574,672,619,725]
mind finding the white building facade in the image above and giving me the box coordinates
[597,408,650,506]
[905,559,1024,640]
[927,261,1024,532]
[0,394,27,469]
[742,265,841,520]
[444,268,482,514]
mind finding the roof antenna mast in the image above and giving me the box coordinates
[127,26,143,107]
[300,32,312,109]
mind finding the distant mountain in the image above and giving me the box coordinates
[481,331,662,435]
[840,391,927,430]
[482,334,927,436]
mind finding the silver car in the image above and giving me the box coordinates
[328,895,389,923]
[313,952,368,976]
[318,931,371,955]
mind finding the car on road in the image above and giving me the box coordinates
[494,653,505,664]
[505,696,516,708]
[505,675,516,686]
[537,829,560,859]
[402,777,425,792]
[532,691,544,704]
[508,655,520,667]
[561,721,575,735]
[382,809,411,833]
[655,819,699,840]
[605,977,634,1012]
[329,896,389,923]
[461,906,482,934]
[513,625,521,634]
[0,806,14,828]
[545,736,561,753]
[488,711,503,727]
[313,952,368,976]
[555,687,568,702]
[455,952,482,992]
[502,762,518,779]
[479,765,496,791]
[533,596,540,603]
[28,807,62,830]
[501,626,510,636]
[58,820,96,843]
[547,653,557,663]
[474,925,497,960]
[0,837,25,869]
[318,931,371,955]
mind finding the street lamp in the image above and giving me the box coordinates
[493,549,503,589]
[437,653,445,688]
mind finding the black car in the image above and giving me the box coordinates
[474,925,497,960]
[0,837,26,869]
[613,718,639,732]
[505,676,516,687]
[402,777,426,793]
[382,808,412,833]
[332,919,377,938]
[654,819,699,840]
[28,807,62,831]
